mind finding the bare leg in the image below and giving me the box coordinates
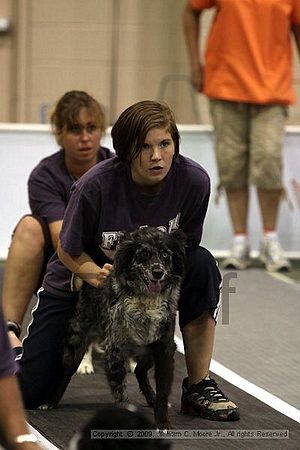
[257,188,281,230]
[257,188,290,271]
[182,311,215,386]
[226,187,249,234]
[222,187,250,269]
[2,216,45,334]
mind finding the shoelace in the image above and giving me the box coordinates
[190,379,229,403]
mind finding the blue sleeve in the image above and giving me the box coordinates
[28,165,68,224]
[59,182,100,256]
[180,169,210,247]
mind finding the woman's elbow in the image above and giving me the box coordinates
[57,239,80,273]
[57,239,65,263]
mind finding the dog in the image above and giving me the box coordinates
[47,227,186,429]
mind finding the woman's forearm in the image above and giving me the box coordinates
[57,240,112,287]
[0,375,41,449]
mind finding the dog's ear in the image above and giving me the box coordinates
[170,229,186,245]
[113,236,137,277]
[116,231,131,248]
[168,229,186,276]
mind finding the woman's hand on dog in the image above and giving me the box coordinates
[93,263,113,288]
[57,241,113,289]
[78,263,113,288]
[82,263,113,288]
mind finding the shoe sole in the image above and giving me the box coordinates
[259,256,291,273]
[222,260,250,270]
[265,265,291,273]
[180,403,240,421]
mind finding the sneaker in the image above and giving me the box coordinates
[181,377,240,421]
[222,241,250,270]
[259,238,291,273]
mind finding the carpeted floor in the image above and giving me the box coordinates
[26,352,299,450]
[1,261,299,449]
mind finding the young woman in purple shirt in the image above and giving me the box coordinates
[3,91,113,347]
[18,100,239,422]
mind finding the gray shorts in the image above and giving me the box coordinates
[210,99,287,190]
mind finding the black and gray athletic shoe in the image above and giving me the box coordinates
[181,376,240,421]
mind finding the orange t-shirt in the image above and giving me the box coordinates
[190,0,300,104]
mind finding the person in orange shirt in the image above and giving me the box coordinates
[183,0,300,272]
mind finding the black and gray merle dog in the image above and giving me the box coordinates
[48,227,186,429]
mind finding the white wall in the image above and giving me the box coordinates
[0,124,299,259]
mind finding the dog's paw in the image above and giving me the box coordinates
[71,274,83,292]
[93,342,106,354]
[145,392,156,407]
[77,360,95,374]
[38,403,54,410]
[128,358,137,373]
[156,422,172,431]
[117,399,130,407]
[77,346,95,374]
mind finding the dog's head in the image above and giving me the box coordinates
[71,404,172,450]
[113,227,186,297]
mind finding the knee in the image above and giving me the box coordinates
[186,310,213,327]
[188,246,219,270]
[18,372,49,409]
[251,146,283,189]
[185,247,222,285]
[13,216,45,249]
[215,149,248,190]
[18,357,63,409]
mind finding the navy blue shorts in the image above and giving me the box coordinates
[17,289,77,408]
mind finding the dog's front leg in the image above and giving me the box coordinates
[104,345,129,404]
[134,354,156,407]
[151,337,176,430]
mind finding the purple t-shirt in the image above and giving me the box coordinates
[0,310,18,377]
[43,155,210,297]
[28,146,114,225]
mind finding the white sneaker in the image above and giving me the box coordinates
[259,238,291,272]
[223,241,250,270]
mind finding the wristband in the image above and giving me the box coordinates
[7,433,37,450]
[13,433,38,444]
[13,433,37,444]
[7,320,22,338]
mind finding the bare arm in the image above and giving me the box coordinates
[57,240,112,288]
[182,2,204,91]
[0,375,42,450]
[48,220,63,250]
[292,24,300,61]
